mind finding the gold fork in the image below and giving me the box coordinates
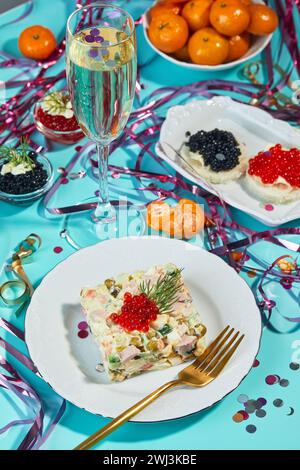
[74,325,244,450]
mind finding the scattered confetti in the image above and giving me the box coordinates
[253,358,260,368]
[239,410,249,420]
[78,321,88,330]
[90,28,100,37]
[287,407,295,416]
[256,409,266,418]
[290,362,300,370]
[280,379,289,387]
[280,278,293,289]
[237,394,249,404]
[246,424,257,434]
[245,402,256,414]
[61,177,69,185]
[53,246,63,254]
[256,397,267,408]
[264,203,274,211]
[105,59,116,67]
[273,399,284,408]
[265,374,280,385]
[89,49,98,58]
[247,269,257,278]
[233,412,244,423]
[78,330,89,339]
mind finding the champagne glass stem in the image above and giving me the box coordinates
[93,143,116,223]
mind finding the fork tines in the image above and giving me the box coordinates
[195,325,244,377]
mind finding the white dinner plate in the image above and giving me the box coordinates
[156,96,300,226]
[25,236,261,422]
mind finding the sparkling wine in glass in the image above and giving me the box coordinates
[66,4,137,244]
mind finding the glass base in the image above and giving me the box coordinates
[92,201,117,224]
[61,202,146,250]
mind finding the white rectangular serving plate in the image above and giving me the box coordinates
[156,96,300,226]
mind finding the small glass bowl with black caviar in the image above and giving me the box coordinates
[0,152,54,204]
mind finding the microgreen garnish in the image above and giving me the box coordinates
[0,138,34,169]
[41,91,73,119]
[139,268,184,315]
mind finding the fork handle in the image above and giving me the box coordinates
[74,379,181,450]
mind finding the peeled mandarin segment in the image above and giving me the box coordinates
[173,200,205,239]
[146,201,174,233]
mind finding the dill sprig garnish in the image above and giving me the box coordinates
[139,268,184,315]
[0,138,34,169]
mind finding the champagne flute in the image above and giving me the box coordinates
[66,3,137,245]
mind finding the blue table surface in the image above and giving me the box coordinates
[1,0,300,450]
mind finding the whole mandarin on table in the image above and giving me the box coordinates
[227,31,250,61]
[247,4,278,35]
[188,27,229,65]
[210,0,250,36]
[18,25,57,60]
[149,2,182,19]
[182,0,213,32]
[148,13,189,53]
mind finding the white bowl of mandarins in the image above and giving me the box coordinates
[143,0,278,70]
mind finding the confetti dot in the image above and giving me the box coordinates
[273,399,284,407]
[253,358,260,368]
[85,35,94,43]
[78,321,88,330]
[245,404,256,414]
[239,410,249,420]
[256,409,266,418]
[95,36,104,43]
[287,407,295,416]
[246,424,257,434]
[53,246,63,254]
[265,374,279,385]
[89,49,98,58]
[247,270,257,278]
[233,412,244,423]
[61,177,69,185]
[280,278,293,290]
[256,397,267,408]
[90,28,100,36]
[105,59,116,67]
[264,203,274,211]
[75,146,82,152]
[279,379,289,387]
[290,362,300,370]
[237,394,249,404]
[78,330,89,339]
